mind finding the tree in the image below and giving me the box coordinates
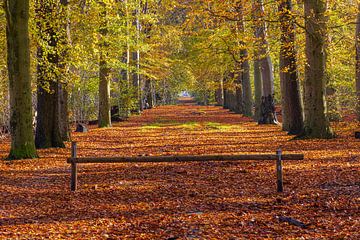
[278,0,303,134]
[5,0,38,159]
[252,0,277,124]
[236,2,252,117]
[301,0,333,138]
[356,3,360,121]
[98,1,111,128]
[35,0,70,148]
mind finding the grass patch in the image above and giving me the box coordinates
[178,121,201,130]
[205,122,233,131]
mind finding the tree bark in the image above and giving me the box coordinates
[253,0,277,124]
[5,0,38,159]
[236,3,252,117]
[98,2,111,128]
[302,0,333,138]
[132,0,142,113]
[278,0,304,134]
[35,0,69,148]
[356,3,360,121]
[254,59,263,120]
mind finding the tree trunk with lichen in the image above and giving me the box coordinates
[5,0,38,159]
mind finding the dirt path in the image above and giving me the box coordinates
[0,105,359,239]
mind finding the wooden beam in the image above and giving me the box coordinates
[67,153,304,164]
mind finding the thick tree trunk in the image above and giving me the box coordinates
[302,0,333,138]
[98,3,111,128]
[35,81,64,148]
[35,0,69,148]
[5,0,38,159]
[279,0,304,134]
[356,4,360,121]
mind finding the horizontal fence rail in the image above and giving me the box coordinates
[67,154,304,164]
[68,142,304,192]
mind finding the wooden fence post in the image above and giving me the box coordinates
[71,141,78,191]
[276,149,283,193]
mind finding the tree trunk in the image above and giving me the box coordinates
[132,0,142,113]
[98,3,111,128]
[5,0,38,159]
[253,0,277,124]
[356,3,360,121]
[236,3,252,116]
[215,78,224,106]
[254,59,263,120]
[241,49,252,117]
[98,52,111,127]
[302,0,333,138]
[279,0,304,135]
[35,0,69,148]
[35,81,64,148]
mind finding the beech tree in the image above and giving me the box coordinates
[35,0,70,148]
[236,2,252,117]
[5,0,38,159]
[98,1,111,128]
[356,3,360,121]
[278,0,303,134]
[302,0,333,138]
[252,0,277,124]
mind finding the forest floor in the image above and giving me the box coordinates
[1,100,360,239]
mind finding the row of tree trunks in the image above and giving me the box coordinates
[5,0,38,159]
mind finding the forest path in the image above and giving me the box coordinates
[0,104,359,239]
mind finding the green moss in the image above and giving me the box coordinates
[7,144,38,160]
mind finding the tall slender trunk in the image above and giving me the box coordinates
[236,3,252,116]
[132,0,142,112]
[279,0,303,134]
[254,59,263,120]
[5,0,38,159]
[253,0,277,124]
[356,3,360,121]
[98,2,111,128]
[302,0,333,138]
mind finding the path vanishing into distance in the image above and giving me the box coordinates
[0,100,359,238]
